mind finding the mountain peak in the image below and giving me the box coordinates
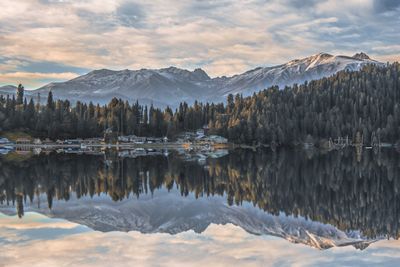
[311,52,334,61]
[316,52,333,57]
[193,68,210,80]
[287,53,333,65]
[86,69,116,76]
[352,52,370,60]
[158,66,210,81]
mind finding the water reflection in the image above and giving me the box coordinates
[1,148,400,240]
[3,212,400,267]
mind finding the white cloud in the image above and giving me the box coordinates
[0,72,79,88]
[0,72,78,80]
[0,0,398,88]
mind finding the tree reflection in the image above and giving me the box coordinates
[1,148,400,238]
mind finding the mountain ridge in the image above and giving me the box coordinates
[1,52,383,107]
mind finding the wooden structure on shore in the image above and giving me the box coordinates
[328,136,351,149]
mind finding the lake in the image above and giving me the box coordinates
[1,148,400,266]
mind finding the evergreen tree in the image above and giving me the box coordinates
[16,84,24,105]
[47,91,55,111]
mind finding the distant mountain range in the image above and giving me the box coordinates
[0,190,376,250]
[0,52,383,108]
[0,85,17,96]
[0,85,38,101]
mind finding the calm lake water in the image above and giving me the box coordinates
[1,148,400,266]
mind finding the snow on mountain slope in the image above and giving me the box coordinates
[35,67,214,107]
[0,85,17,91]
[2,52,383,108]
[0,85,39,101]
[0,190,376,250]
[0,85,17,96]
[217,52,383,96]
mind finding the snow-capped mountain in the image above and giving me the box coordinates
[216,52,382,96]
[0,190,376,250]
[0,85,38,101]
[34,67,214,107]
[1,52,383,107]
[0,85,17,96]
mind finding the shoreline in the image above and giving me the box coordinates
[0,142,232,150]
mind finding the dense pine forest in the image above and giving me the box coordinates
[0,63,399,145]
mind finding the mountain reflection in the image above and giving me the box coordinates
[1,148,400,239]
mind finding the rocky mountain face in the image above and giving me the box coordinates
[1,53,383,108]
[0,190,376,250]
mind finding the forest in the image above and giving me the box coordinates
[0,63,399,146]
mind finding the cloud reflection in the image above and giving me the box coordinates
[1,212,400,267]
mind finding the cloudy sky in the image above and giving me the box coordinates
[0,0,399,88]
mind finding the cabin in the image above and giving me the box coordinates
[133,138,146,144]
[33,139,42,145]
[118,136,131,143]
[82,138,103,144]
[118,135,147,144]
[177,132,197,142]
[64,139,81,145]
[33,148,42,155]
[146,137,164,143]
[208,135,228,144]
[196,135,228,144]
[16,138,31,144]
[43,138,53,144]
[131,136,147,144]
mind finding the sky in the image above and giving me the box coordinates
[0,0,399,88]
[1,212,400,267]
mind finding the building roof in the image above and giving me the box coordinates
[16,138,31,142]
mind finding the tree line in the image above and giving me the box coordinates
[0,85,222,139]
[1,63,399,145]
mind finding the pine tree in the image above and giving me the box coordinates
[16,84,24,105]
[47,91,54,111]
